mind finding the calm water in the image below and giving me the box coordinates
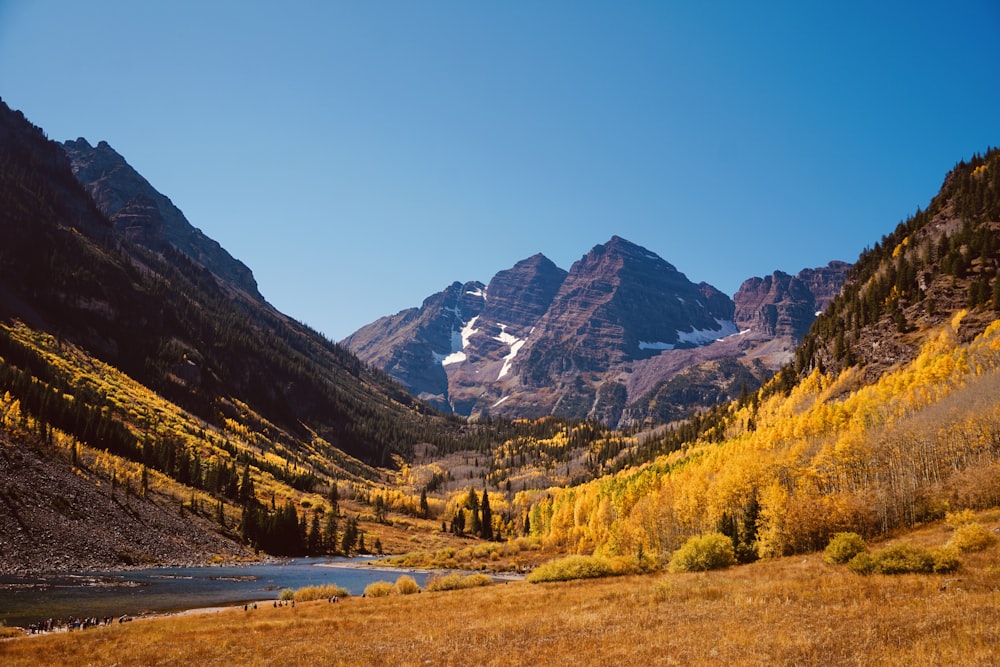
[0,557,429,628]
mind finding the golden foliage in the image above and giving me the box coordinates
[518,317,1000,565]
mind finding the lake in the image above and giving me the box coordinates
[0,557,430,629]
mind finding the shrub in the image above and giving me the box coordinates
[945,509,977,529]
[279,588,296,601]
[846,543,961,575]
[846,552,876,575]
[293,584,350,602]
[932,547,962,574]
[947,522,997,553]
[394,574,421,595]
[668,532,737,573]
[652,578,674,603]
[363,581,395,597]
[868,544,936,574]
[425,573,493,592]
[526,555,623,583]
[824,532,868,565]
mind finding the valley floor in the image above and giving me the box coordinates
[4,517,999,666]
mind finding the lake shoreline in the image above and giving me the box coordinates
[0,557,522,632]
[316,557,526,581]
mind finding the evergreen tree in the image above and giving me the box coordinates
[451,508,466,536]
[419,488,430,518]
[480,488,493,540]
[341,516,359,554]
[238,465,255,505]
[328,482,340,516]
[324,513,339,554]
[467,489,481,536]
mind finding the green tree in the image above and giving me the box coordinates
[328,483,340,516]
[308,511,322,555]
[419,488,430,518]
[467,489,481,536]
[238,465,255,505]
[480,488,493,540]
[324,513,339,554]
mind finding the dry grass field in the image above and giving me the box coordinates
[3,517,1000,666]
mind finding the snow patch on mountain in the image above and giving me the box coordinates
[639,319,740,351]
[494,323,526,379]
[441,316,480,366]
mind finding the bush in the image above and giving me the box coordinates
[279,588,295,601]
[824,532,868,565]
[932,547,962,574]
[846,543,961,575]
[394,574,421,595]
[293,584,350,602]
[363,581,395,597]
[945,509,977,529]
[868,544,936,574]
[425,573,494,592]
[668,532,737,573]
[845,551,876,575]
[526,555,626,583]
[947,522,997,553]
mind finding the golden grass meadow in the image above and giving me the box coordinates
[4,516,999,667]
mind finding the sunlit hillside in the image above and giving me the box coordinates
[516,148,1000,565]
[518,313,1000,562]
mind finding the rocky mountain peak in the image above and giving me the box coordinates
[479,253,567,335]
[513,238,738,403]
[344,234,849,426]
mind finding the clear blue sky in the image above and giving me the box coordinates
[2,1,998,341]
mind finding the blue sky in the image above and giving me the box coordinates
[2,1,998,341]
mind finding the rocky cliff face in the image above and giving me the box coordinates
[733,262,851,338]
[346,237,849,426]
[343,281,486,410]
[62,138,263,301]
[523,236,734,375]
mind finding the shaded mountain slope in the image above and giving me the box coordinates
[0,98,447,468]
[62,138,262,301]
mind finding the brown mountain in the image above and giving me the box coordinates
[733,262,851,338]
[344,236,849,426]
[343,280,487,411]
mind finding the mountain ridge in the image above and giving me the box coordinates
[344,236,849,426]
[62,138,264,302]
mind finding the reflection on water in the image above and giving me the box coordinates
[0,557,426,628]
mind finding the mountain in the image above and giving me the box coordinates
[62,138,263,301]
[0,98,470,466]
[0,99,467,571]
[733,262,850,338]
[344,236,849,426]
[515,146,1000,566]
[344,280,487,411]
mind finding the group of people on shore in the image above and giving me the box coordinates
[26,614,131,634]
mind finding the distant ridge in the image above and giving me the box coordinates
[344,235,849,426]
